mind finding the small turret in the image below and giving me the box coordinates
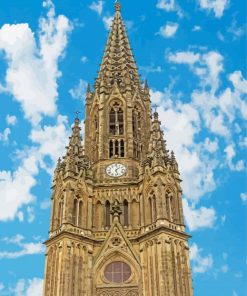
[146,111,169,168]
[61,117,89,177]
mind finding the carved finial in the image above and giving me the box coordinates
[144,79,149,89]
[110,200,122,222]
[87,83,91,93]
[74,111,81,122]
[115,0,121,12]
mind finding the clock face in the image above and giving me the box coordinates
[106,163,127,178]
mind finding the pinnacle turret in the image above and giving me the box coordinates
[95,2,141,93]
[56,117,89,177]
[147,111,170,167]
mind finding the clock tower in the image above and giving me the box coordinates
[43,2,193,296]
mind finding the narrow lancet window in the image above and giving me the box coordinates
[123,199,129,227]
[105,201,111,228]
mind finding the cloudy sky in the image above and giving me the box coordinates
[0,0,246,295]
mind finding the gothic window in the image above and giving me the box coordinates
[132,106,141,160]
[105,201,111,228]
[95,201,103,229]
[166,191,175,222]
[109,140,114,158]
[109,102,124,135]
[132,108,141,139]
[94,116,98,130]
[120,139,125,157]
[109,139,125,158]
[58,200,63,226]
[104,261,131,283]
[115,140,119,156]
[78,201,83,227]
[123,199,129,227]
[152,196,157,222]
[72,199,77,225]
[148,197,152,224]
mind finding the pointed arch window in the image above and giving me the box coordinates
[109,102,124,135]
[78,201,83,227]
[72,199,78,225]
[105,201,111,228]
[132,106,141,160]
[123,199,129,227]
[109,139,125,158]
[58,200,64,227]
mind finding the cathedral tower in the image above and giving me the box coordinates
[43,2,193,295]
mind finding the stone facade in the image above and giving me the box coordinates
[43,2,193,295]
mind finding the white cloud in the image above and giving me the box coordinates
[203,138,218,153]
[224,144,245,171]
[190,243,213,273]
[183,200,217,231]
[139,63,162,74]
[103,16,114,30]
[0,0,72,125]
[0,283,4,291]
[40,198,51,210]
[228,19,245,40]
[6,114,17,126]
[159,22,179,38]
[240,193,247,204]
[80,56,88,63]
[27,206,35,223]
[12,278,43,296]
[156,0,183,18]
[167,51,200,65]
[89,1,104,16]
[0,128,11,142]
[69,79,88,100]
[0,115,70,221]
[229,71,247,94]
[0,235,44,259]
[192,25,202,31]
[198,0,229,18]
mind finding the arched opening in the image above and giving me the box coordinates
[58,200,63,226]
[105,201,111,228]
[109,102,124,135]
[152,196,157,222]
[123,199,129,227]
[78,200,83,227]
[132,199,139,227]
[95,201,103,229]
[72,199,77,225]
[148,197,152,224]
[132,106,141,160]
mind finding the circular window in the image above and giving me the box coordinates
[104,261,131,283]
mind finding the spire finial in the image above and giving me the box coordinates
[115,0,121,12]
[74,111,81,120]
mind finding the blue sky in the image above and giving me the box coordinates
[0,0,246,295]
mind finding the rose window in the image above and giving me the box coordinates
[104,261,131,283]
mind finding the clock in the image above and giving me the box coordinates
[106,163,127,177]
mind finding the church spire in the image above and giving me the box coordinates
[147,111,170,167]
[95,1,141,93]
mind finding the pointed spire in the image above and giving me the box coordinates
[146,111,170,167]
[170,150,179,172]
[115,0,121,12]
[61,117,89,175]
[95,2,141,93]
[144,79,149,94]
[87,83,91,93]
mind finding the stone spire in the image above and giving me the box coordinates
[147,111,170,167]
[95,1,141,93]
[58,117,89,176]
